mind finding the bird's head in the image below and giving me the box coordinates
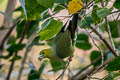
[38,49,52,61]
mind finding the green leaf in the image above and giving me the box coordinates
[53,4,65,12]
[10,56,22,61]
[39,19,51,31]
[7,44,25,54]
[93,0,100,3]
[26,21,39,38]
[0,44,25,59]
[31,36,40,46]
[104,72,120,80]
[17,20,39,39]
[113,72,120,79]
[78,16,92,28]
[16,21,25,38]
[25,0,47,20]
[100,21,120,38]
[50,60,66,72]
[92,5,102,24]
[39,19,63,41]
[113,0,120,11]
[14,6,23,12]
[8,36,16,44]
[106,56,120,71]
[40,9,48,19]
[109,21,120,38]
[37,0,55,8]
[104,72,114,80]
[76,34,92,50]
[90,50,106,67]
[56,0,70,4]
[28,60,48,80]
[97,8,112,18]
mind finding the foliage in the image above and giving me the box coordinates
[0,0,120,80]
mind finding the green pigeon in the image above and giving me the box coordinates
[38,14,78,61]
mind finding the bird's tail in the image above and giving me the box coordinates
[67,14,78,43]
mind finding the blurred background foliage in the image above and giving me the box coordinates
[0,0,120,80]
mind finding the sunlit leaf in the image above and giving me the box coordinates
[68,0,83,14]
[39,19,63,41]
[25,0,47,20]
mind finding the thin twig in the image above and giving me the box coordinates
[90,26,118,57]
[0,17,21,50]
[100,0,118,56]
[56,60,71,80]
[87,76,103,80]
[71,57,114,80]
[116,13,120,20]
[6,21,31,80]
[110,11,120,14]
[17,33,36,80]
[72,43,120,80]
[86,29,104,65]
[90,58,113,76]
[105,17,118,55]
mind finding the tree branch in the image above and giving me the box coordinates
[90,26,118,57]
[17,33,36,80]
[6,21,31,80]
[0,0,17,57]
[105,17,118,55]
[71,57,114,80]
[0,17,21,50]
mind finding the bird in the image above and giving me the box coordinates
[38,14,78,62]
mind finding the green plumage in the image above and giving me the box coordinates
[39,14,78,60]
[51,30,74,59]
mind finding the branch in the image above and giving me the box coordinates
[0,17,21,50]
[116,13,120,20]
[71,57,114,80]
[86,29,104,65]
[6,21,31,80]
[17,33,36,80]
[100,0,118,56]
[0,0,17,56]
[72,50,107,79]
[105,17,118,55]
[56,59,71,80]
[2,0,17,28]
[90,26,118,57]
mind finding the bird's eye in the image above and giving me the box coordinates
[39,52,44,58]
[41,52,44,55]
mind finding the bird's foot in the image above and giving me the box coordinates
[68,57,72,62]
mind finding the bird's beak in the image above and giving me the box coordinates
[38,57,43,61]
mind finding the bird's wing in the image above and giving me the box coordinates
[51,30,73,59]
[51,14,78,59]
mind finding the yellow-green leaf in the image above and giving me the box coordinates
[68,0,83,14]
